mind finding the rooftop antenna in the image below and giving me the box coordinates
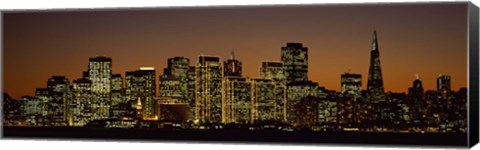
[230,49,235,60]
[415,73,419,80]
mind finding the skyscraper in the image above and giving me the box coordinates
[259,61,287,121]
[222,76,251,124]
[159,57,192,100]
[436,74,452,107]
[437,74,451,93]
[250,78,277,123]
[223,51,242,77]
[341,73,362,96]
[408,74,424,102]
[110,74,124,106]
[125,67,156,119]
[195,55,223,123]
[260,61,286,84]
[72,78,92,126]
[367,30,385,102]
[222,53,250,124]
[159,57,195,121]
[408,75,425,122]
[46,76,71,126]
[281,43,308,84]
[88,56,112,120]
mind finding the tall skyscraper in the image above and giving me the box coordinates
[72,78,92,126]
[46,76,71,126]
[88,56,112,120]
[195,55,223,123]
[250,78,277,123]
[35,88,51,126]
[110,74,124,106]
[437,74,451,93]
[408,75,425,122]
[125,67,157,119]
[259,61,287,121]
[367,30,385,102]
[222,53,250,124]
[436,74,452,105]
[159,57,195,121]
[341,73,362,96]
[159,57,191,100]
[222,76,251,124]
[281,43,308,84]
[408,74,424,102]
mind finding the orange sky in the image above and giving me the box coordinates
[3,3,468,99]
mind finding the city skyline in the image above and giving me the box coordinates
[4,3,468,99]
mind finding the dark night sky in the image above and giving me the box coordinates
[3,2,468,99]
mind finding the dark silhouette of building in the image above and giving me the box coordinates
[437,74,451,99]
[408,74,424,103]
[223,51,242,77]
[367,30,386,102]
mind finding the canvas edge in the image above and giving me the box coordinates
[468,1,480,148]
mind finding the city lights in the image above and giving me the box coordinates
[2,31,467,134]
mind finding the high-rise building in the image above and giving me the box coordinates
[159,57,196,121]
[223,51,242,77]
[260,61,286,84]
[281,43,308,84]
[222,76,251,124]
[437,74,451,95]
[407,75,425,122]
[341,73,362,96]
[110,74,124,106]
[222,53,251,124]
[367,30,386,102]
[195,55,223,123]
[259,61,287,122]
[35,88,51,126]
[47,76,71,126]
[72,78,92,126]
[250,78,278,123]
[88,56,112,120]
[125,67,156,119]
[159,57,192,101]
[408,74,424,102]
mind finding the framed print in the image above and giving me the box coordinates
[1,1,479,148]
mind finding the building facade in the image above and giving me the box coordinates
[195,55,223,123]
[88,56,112,120]
[126,67,157,119]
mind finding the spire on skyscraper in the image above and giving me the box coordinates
[230,50,235,60]
[372,30,378,51]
